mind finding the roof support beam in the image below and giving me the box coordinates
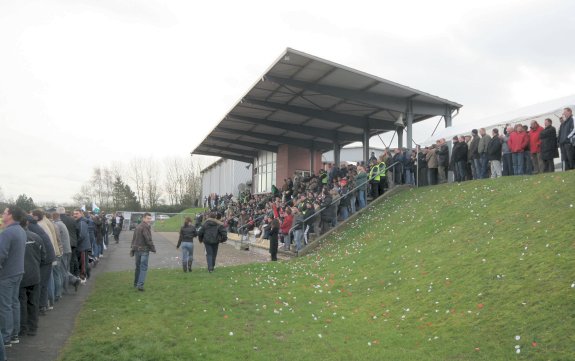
[243,97,370,130]
[227,114,361,142]
[209,136,278,153]
[217,127,333,151]
[264,75,448,117]
[200,144,259,158]
[192,150,253,164]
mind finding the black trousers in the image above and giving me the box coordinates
[560,143,575,170]
[269,237,278,261]
[19,284,40,333]
[39,265,52,308]
[205,243,219,270]
[542,159,555,172]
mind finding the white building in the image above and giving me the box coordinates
[322,146,386,164]
[200,158,252,200]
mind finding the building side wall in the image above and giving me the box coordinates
[201,159,252,199]
[276,145,322,186]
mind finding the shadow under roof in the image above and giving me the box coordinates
[192,48,462,161]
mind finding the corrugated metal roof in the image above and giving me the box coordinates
[192,48,462,161]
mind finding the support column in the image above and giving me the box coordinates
[397,127,404,149]
[406,100,414,150]
[333,142,340,168]
[445,106,452,128]
[363,127,370,165]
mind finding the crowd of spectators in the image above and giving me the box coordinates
[0,205,120,359]
[201,109,574,258]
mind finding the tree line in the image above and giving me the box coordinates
[72,155,203,213]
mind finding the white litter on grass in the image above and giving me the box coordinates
[515,335,521,341]
[229,332,234,336]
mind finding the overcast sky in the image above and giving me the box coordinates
[1,0,574,203]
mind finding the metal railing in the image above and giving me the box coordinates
[286,161,401,251]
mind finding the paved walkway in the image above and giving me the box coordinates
[7,230,271,361]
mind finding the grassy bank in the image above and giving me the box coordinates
[60,172,575,360]
[153,208,206,232]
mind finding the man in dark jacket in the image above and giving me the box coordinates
[58,208,79,277]
[19,218,46,337]
[468,129,481,179]
[558,108,574,170]
[198,213,227,273]
[73,209,91,281]
[540,118,559,172]
[435,138,449,184]
[26,215,55,316]
[451,136,468,182]
[487,128,503,178]
[130,213,155,291]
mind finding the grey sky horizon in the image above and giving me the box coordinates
[1,0,574,204]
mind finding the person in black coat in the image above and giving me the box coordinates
[451,136,468,182]
[487,128,503,178]
[319,189,335,235]
[198,213,227,272]
[19,218,47,336]
[539,118,560,172]
[268,217,280,261]
[26,215,56,314]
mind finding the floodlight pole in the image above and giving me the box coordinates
[406,100,414,150]
[363,127,370,165]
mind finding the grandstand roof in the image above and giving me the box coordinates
[192,48,462,162]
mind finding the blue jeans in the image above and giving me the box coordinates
[180,242,194,264]
[339,206,349,221]
[512,152,524,175]
[293,229,303,251]
[0,274,23,343]
[357,190,366,209]
[52,258,64,300]
[480,153,489,179]
[349,195,357,214]
[133,251,150,288]
[404,170,414,185]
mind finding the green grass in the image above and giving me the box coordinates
[153,208,206,232]
[60,173,575,361]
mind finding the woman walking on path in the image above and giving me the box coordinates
[177,217,196,272]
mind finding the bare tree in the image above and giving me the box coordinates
[129,158,146,208]
[143,157,161,209]
[164,157,180,205]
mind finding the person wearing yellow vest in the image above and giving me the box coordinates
[369,157,387,199]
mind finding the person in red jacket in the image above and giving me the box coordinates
[529,120,544,174]
[508,124,529,175]
[280,207,294,251]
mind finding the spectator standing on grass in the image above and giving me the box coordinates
[426,145,439,185]
[468,129,480,179]
[291,208,304,252]
[487,128,502,178]
[478,128,491,179]
[529,120,544,174]
[436,138,449,184]
[558,108,575,170]
[539,118,559,173]
[130,213,155,291]
[177,217,196,273]
[508,124,529,175]
[268,217,280,261]
[451,136,468,182]
[0,206,26,348]
[502,125,514,176]
[198,213,227,272]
